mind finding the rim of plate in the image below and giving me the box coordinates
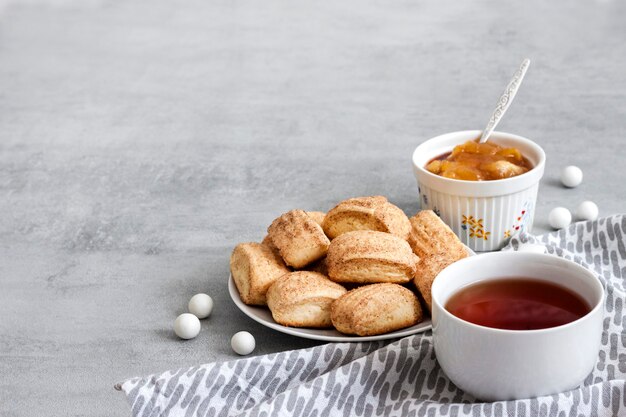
[226,245,474,342]
[227,275,433,342]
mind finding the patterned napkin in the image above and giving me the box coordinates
[118,215,626,417]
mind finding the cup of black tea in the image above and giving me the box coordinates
[431,252,604,401]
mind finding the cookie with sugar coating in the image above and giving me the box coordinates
[306,211,326,227]
[230,242,290,306]
[326,230,419,284]
[263,211,325,250]
[322,196,411,240]
[267,209,331,268]
[331,283,422,336]
[408,210,468,312]
[261,234,279,253]
[307,256,328,275]
[267,271,347,328]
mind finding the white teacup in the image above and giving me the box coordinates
[432,252,604,401]
[412,130,546,252]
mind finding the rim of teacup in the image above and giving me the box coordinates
[431,252,605,335]
[412,130,546,197]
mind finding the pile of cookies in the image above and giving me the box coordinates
[230,196,468,336]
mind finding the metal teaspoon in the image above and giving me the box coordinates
[479,58,531,143]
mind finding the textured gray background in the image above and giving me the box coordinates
[1,0,625,415]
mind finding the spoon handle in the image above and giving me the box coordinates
[479,58,531,143]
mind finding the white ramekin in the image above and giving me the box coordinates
[432,252,604,401]
[412,130,546,252]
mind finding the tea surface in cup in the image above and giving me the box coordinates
[445,278,590,330]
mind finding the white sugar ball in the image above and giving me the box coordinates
[174,313,201,339]
[231,331,255,356]
[517,243,546,254]
[549,207,572,230]
[188,293,214,319]
[560,166,583,188]
[576,201,599,222]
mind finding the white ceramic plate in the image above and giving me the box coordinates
[228,275,432,342]
[228,246,475,342]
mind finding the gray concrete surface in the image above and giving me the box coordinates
[1,0,625,415]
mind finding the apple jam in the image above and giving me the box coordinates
[426,140,533,181]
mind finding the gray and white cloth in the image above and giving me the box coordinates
[119,215,626,417]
